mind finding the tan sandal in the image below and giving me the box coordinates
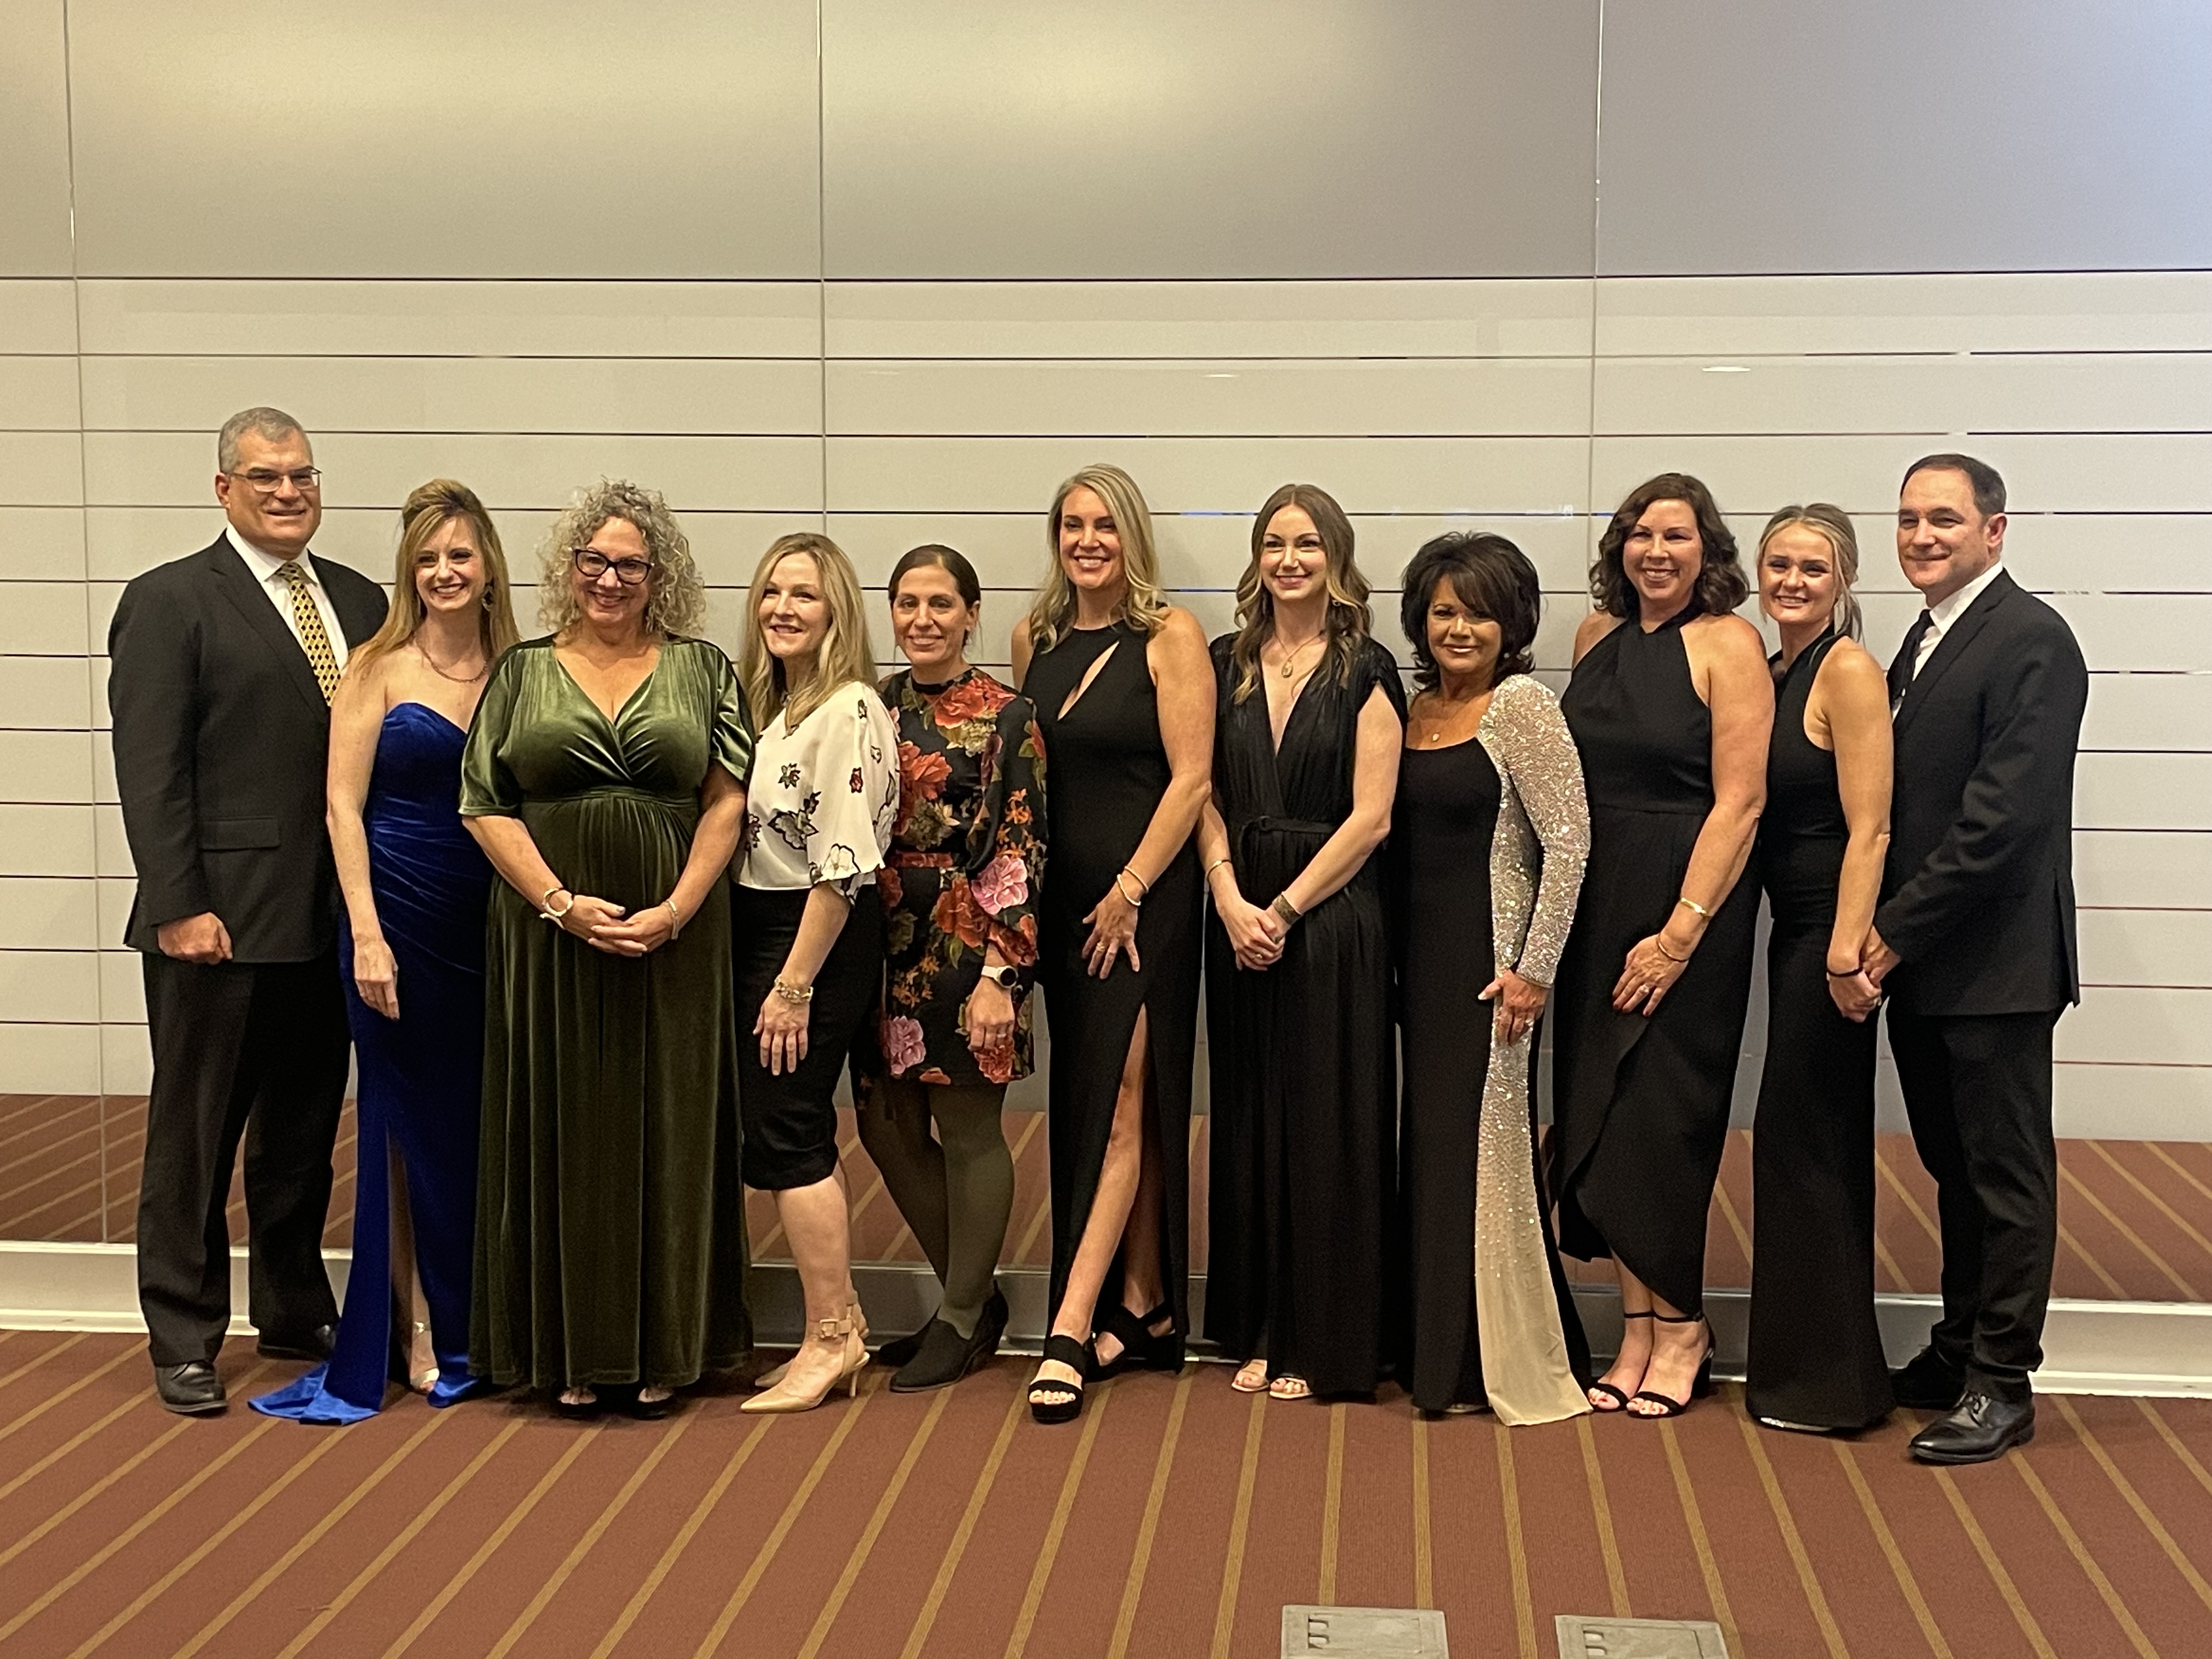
[1231,1358,1269,1393]
[1267,1375,1312,1401]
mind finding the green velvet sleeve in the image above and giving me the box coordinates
[709,644,755,784]
[459,644,526,817]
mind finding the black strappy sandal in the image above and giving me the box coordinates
[1627,1312,1715,1420]
[1093,1302,1181,1380]
[1028,1334,1093,1425]
[1588,1310,1652,1412]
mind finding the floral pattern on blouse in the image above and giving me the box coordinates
[861,667,1047,1088]
[738,684,900,899]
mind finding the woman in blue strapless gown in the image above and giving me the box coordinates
[255,480,520,1423]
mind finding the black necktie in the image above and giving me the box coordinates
[1890,610,1933,712]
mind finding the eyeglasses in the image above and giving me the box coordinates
[572,548,653,586]
[224,467,323,493]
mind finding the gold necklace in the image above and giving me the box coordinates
[1274,631,1324,679]
[415,637,487,684]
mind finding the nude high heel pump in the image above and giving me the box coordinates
[742,1310,867,1414]
[753,1300,868,1393]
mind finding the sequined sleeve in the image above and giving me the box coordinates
[1491,675,1589,987]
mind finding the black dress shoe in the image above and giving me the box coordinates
[873,1322,932,1370]
[154,1361,227,1415]
[257,1323,335,1362]
[891,1289,1009,1393]
[1910,1391,2035,1464]
[1889,1347,1966,1412]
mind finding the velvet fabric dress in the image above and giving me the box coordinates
[253,702,493,1422]
[461,636,752,1392]
[1204,635,1402,1396]
[1022,620,1201,1334]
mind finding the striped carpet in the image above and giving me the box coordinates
[8,1094,2212,1307]
[4,1333,2212,1657]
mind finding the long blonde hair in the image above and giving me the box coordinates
[1024,463,1172,654]
[1759,503,1863,640]
[1228,483,1372,704]
[349,478,520,672]
[739,532,878,726]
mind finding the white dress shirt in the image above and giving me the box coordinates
[227,524,351,674]
[1910,557,2005,681]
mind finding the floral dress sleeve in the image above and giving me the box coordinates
[967,692,1047,985]
[803,685,899,898]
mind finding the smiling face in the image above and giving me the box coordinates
[758,551,831,667]
[570,516,652,635]
[1424,575,1504,693]
[1258,504,1327,612]
[215,426,321,557]
[1622,498,1705,618]
[1057,484,1126,600]
[1759,522,1841,634]
[890,562,978,678]
[414,515,487,621]
[1897,466,2005,607]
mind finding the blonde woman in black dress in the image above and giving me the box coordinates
[1014,464,1212,1424]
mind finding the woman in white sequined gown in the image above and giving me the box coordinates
[1390,533,1593,1422]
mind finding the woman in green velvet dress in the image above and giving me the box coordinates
[461,480,752,1418]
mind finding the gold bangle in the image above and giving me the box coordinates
[1270,893,1302,927]
[1203,856,1232,880]
[539,887,575,923]
[1114,870,1146,907]
[665,898,682,938]
[1654,938,1688,963]
[773,977,815,1003]
[1675,895,1712,919]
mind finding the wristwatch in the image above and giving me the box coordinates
[981,966,1020,991]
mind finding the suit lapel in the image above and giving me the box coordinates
[200,539,330,716]
[1892,568,2016,739]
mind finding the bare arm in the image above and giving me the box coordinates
[1816,644,1892,1019]
[1198,789,1283,969]
[325,659,396,1015]
[1010,619,1034,689]
[754,882,857,1075]
[1277,684,1401,915]
[1616,615,1771,1014]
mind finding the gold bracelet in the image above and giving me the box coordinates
[1114,870,1147,907]
[665,898,682,938]
[1675,895,1712,919]
[539,887,575,923]
[773,977,815,1003]
[1654,937,1689,963]
[1203,856,1232,880]
[1270,892,1302,927]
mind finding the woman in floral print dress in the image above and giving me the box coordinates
[856,545,1048,1391]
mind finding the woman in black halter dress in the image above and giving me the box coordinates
[1551,474,1774,1419]
[1015,465,1213,1423]
[1746,506,1896,1431]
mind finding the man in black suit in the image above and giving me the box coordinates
[108,407,389,1414]
[1862,453,2088,1464]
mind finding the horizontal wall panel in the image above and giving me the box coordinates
[1594,354,2212,439]
[0,1024,100,1094]
[825,0,1599,279]
[81,357,823,439]
[0,433,83,507]
[0,878,98,951]
[0,657,91,730]
[2060,986,2212,1067]
[0,806,95,877]
[98,952,144,1025]
[0,950,98,1023]
[0,507,85,583]
[0,2,72,276]
[89,741,115,807]
[2052,1062,2212,1142]
[93,806,132,879]
[1596,274,2212,356]
[1593,435,2212,516]
[95,881,134,949]
[2079,910,2212,989]
[1842,592,2212,676]
[0,357,81,430]
[76,280,822,359]
[67,1,821,278]
[99,1025,149,1096]
[826,358,1593,438]
[83,432,825,516]
[2076,755,2212,832]
[2074,831,2212,909]
[827,437,1591,516]
[823,510,1594,589]
[2081,676,2212,753]
[0,732,94,804]
[825,280,1595,359]
[0,281,76,355]
[1598,1,2212,275]
[1716,511,2212,600]
[0,584,88,655]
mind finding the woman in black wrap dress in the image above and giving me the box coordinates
[1551,473,1773,1420]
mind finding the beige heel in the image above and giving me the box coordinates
[741,1310,868,1414]
[753,1299,868,1393]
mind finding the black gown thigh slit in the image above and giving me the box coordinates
[1747,630,1893,1428]
[1204,636,1402,1397]
[1022,621,1202,1334]
[1550,611,1759,1318]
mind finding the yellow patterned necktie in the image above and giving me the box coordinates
[274,559,341,703]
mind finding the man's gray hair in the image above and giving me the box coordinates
[217,407,311,472]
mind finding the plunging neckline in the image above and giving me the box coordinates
[552,645,662,726]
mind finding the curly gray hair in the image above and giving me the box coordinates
[536,478,707,638]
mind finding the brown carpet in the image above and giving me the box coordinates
[3,1333,2212,1658]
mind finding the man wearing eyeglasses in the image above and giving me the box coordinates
[108,407,389,1414]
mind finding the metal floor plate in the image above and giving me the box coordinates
[1281,1605,1448,1657]
[1555,1614,1731,1657]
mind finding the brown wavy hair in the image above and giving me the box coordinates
[348,478,520,673]
[1227,483,1373,704]
[1590,472,1746,620]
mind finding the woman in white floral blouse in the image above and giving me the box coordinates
[732,532,900,1414]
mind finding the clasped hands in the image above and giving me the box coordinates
[1218,890,1285,972]
[552,891,677,957]
[1830,924,1900,1022]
